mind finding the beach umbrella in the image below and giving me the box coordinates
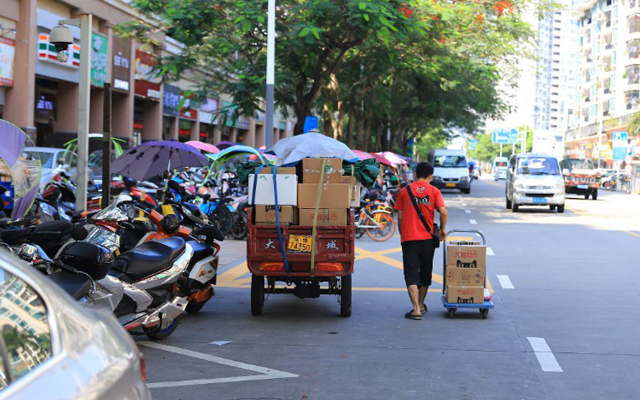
[216,141,239,150]
[378,151,408,166]
[111,140,208,181]
[267,131,357,165]
[353,150,374,160]
[370,153,394,167]
[186,141,220,154]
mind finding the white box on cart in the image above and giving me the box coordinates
[248,174,298,206]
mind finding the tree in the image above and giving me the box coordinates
[120,0,543,144]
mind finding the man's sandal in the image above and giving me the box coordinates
[404,311,422,320]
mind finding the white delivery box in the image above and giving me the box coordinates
[248,174,298,206]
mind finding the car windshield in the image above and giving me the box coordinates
[495,161,507,167]
[517,158,559,175]
[22,151,53,168]
[561,159,595,172]
[433,155,467,168]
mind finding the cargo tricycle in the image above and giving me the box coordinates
[246,208,355,317]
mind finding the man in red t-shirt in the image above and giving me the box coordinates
[395,162,448,320]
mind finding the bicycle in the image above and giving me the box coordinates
[354,202,396,242]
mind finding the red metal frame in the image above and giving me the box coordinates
[247,208,355,278]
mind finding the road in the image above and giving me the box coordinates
[139,178,640,400]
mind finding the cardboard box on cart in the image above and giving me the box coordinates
[446,268,484,286]
[341,176,361,208]
[302,158,343,183]
[255,205,297,224]
[446,244,487,271]
[299,208,347,226]
[248,174,298,206]
[445,286,484,304]
[297,183,351,209]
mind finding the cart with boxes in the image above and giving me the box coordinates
[246,158,359,317]
[442,229,494,318]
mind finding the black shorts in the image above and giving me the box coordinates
[401,240,436,287]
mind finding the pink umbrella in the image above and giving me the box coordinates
[370,152,395,167]
[186,141,220,154]
[353,150,374,160]
[377,151,408,166]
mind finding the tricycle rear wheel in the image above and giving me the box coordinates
[251,274,265,316]
[340,275,352,317]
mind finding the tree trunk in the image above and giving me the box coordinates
[322,102,333,136]
[346,115,354,149]
[364,120,372,152]
[336,108,345,141]
[373,126,382,152]
[356,115,364,150]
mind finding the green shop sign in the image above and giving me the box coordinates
[91,32,108,87]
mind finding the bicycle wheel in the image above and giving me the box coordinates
[211,205,233,236]
[366,213,395,242]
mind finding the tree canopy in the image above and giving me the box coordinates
[120,0,544,152]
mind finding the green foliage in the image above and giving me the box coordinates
[120,0,537,148]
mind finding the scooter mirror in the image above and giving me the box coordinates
[71,225,89,241]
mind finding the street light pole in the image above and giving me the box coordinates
[265,0,275,149]
[76,14,92,211]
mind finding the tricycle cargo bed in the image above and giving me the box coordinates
[247,208,355,277]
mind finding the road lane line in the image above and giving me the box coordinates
[487,247,495,256]
[624,230,640,238]
[527,337,563,372]
[465,210,471,214]
[497,275,514,289]
[461,203,468,207]
[469,219,477,225]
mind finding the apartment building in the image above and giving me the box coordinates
[0,0,293,149]
[532,2,579,157]
[568,0,640,166]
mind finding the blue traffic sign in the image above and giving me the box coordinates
[492,128,519,144]
[612,131,628,161]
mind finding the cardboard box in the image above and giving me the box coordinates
[248,174,298,206]
[445,285,484,304]
[259,167,296,175]
[302,158,343,183]
[446,245,487,271]
[341,176,361,208]
[297,183,351,209]
[298,208,348,226]
[446,268,485,286]
[255,205,296,224]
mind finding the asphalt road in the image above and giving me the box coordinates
[139,178,640,400]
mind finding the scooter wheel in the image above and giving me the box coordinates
[147,317,180,340]
[185,301,206,314]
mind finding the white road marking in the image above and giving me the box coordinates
[487,247,495,256]
[527,337,563,372]
[139,341,298,388]
[470,219,477,225]
[461,203,468,207]
[465,210,471,214]
[497,275,514,289]
[210,341,232,346]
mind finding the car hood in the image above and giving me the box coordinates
[515,175,561,186]
[569,169,598,176]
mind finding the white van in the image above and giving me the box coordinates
[427,149,471,194]
[492,157,509,180]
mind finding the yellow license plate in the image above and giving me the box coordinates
[288,235,312,253]
[446,183,456,187]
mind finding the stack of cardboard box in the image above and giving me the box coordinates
[249,158,359,226]
[444,243,487,304]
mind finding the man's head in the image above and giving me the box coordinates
[415,162,434,180]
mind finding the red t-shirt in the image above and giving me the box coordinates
[394,181,445,243]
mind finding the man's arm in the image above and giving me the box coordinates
[397,210,403,235]
[437,206,448,241]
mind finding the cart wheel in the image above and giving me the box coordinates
[340,275,352,317]
[251,274,265,316]
[481,309,489,319]
[448,308,456,318]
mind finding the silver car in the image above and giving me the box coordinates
[506,154,566,213]
[0,250,150,399]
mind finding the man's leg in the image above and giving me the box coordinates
[407,284,421,315]
[418,240,436,310]
[418,286,428,306]
[402,242,422,316]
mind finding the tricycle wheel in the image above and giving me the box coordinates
[340,275,352,317]
[251,274,265,316]
[481,309,489,319]
[591,189,598,200]
[448,308,456,318]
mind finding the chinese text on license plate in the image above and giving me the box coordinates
[288,235,312,253]
[446,183,456,188]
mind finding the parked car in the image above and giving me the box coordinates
[427,149,471,194]
[0,250,150,399]
[21,147,94,191]
[492,156,508,180]
[506,154,565,213]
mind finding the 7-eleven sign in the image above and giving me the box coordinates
[38,33,80,69]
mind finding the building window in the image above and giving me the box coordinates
[629,14,640,33]
[626,65,640,84]
[628,40,640,59]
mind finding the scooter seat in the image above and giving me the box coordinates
[186,240,213,263]
[48,270,92,300]
[112,237,186,282]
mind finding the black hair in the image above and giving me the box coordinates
[415,162,434,179]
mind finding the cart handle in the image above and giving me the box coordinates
[445,229,486,246]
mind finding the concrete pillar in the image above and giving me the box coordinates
[89,87,104,133]
[230,128,237,143]
[213,125,221,144]
[255,124,265,148]
[56,81,79,133]
[167,117,178,140]
[142,100,162,141]
[190,120,200,141]
[245,119,256,147]
[4,0,37,137]
[112,92,133,140]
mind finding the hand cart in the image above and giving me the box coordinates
[441,229,494,319]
